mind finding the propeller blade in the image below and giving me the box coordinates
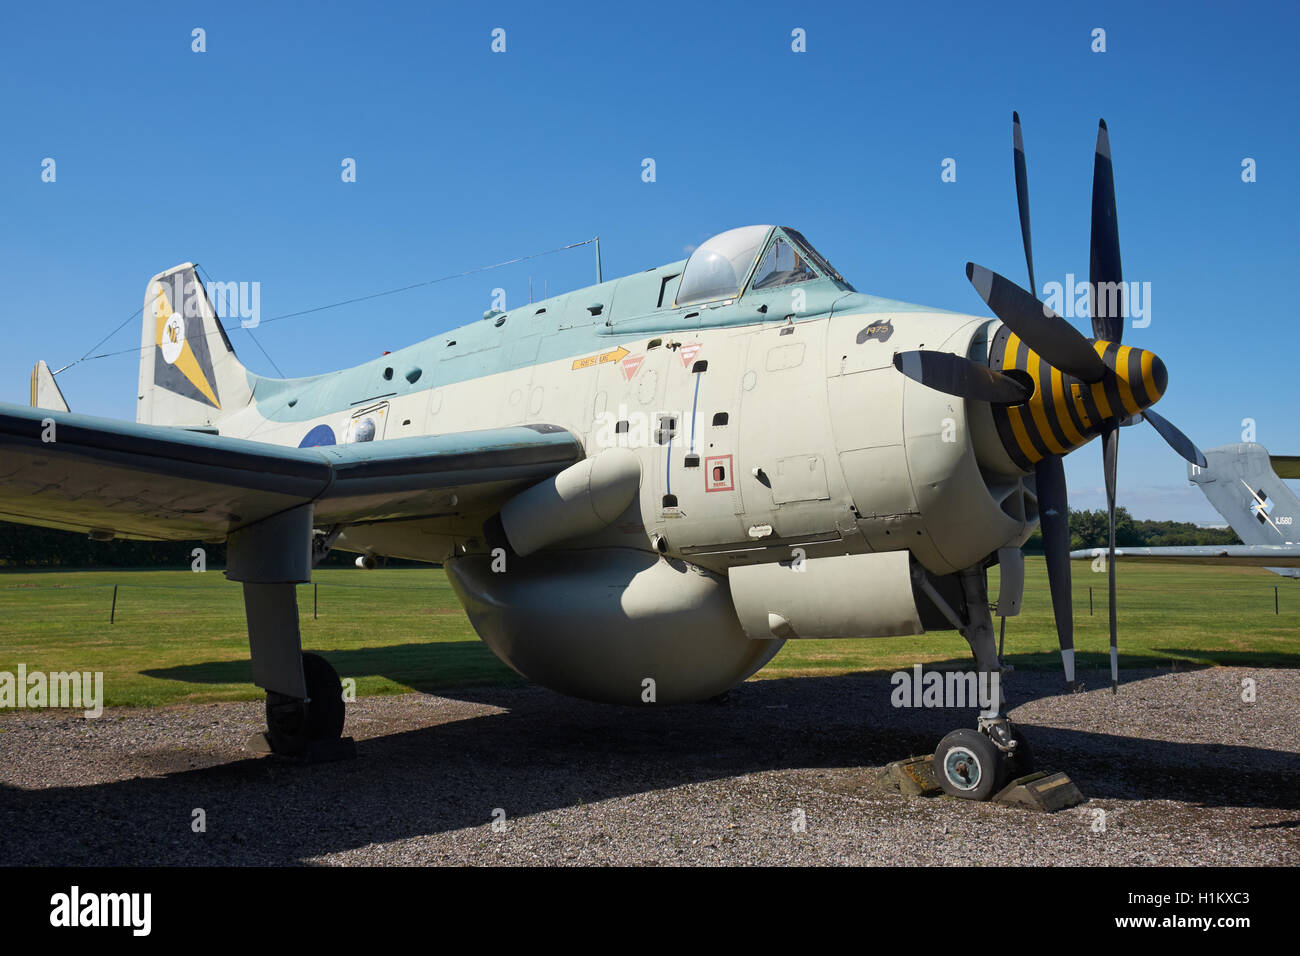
[1036,455,1075,689]
[1013,111,1036,297]
[1102,424,1120,694]
[966,263,1108,382]
[893,350,1031,404]
[1144,408,1207,468]
[1090,119,1125,343]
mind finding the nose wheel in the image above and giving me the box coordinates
[934,728,1001,800]
[933,722,1034,801]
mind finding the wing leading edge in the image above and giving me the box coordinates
[0,402,584,542]
[1068,544,1300,568]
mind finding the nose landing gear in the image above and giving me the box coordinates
[912,563,1049,803]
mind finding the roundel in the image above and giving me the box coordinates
[161,313,185,365]
[298,424,337,448]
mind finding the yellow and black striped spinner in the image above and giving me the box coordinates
[988,324,1167,471]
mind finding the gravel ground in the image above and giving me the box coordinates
[0,667,1296,866]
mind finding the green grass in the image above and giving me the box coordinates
[0,559,1296,708]
[772,559,1300,678]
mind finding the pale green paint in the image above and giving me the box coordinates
[248,229,956,425]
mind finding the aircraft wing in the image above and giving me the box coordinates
[1270,455,1300,479]
[1068,545,1300,568]
[0,402,583,541]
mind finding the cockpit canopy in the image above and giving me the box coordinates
[675,225,844,307]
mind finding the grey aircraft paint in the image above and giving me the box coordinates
[1069,442,1300,576]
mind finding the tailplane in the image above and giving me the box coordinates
[137,264,253,427]
[30,360,70,413]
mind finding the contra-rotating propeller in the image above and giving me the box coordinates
[894,113,1207,693]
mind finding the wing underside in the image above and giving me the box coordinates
[0,403,584,542]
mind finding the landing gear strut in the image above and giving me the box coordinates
[915,563,1031,800]
[227,505,354,761]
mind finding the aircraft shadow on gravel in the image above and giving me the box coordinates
[142,641,528,698]
[141,642,1300,706]
[1,670,1296,865]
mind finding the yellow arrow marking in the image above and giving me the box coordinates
[571,346,630,370]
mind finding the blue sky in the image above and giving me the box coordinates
[3,1,1296,521]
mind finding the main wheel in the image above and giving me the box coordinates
[265,652,345,755]
[933,728,1001,800]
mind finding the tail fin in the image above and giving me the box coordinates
[1191,443,1300,545]
[137,264,253,427]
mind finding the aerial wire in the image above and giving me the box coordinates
[54,237,599,374]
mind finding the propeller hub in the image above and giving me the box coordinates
[986,327,1170,469]
[1094,340,1167,411]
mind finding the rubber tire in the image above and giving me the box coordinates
[265,652,345,754]
[933,728,1001,801]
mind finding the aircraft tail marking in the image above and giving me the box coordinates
[1190,444,1299,546]
[137,264,252,427]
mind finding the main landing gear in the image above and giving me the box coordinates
[227,505,355,761]
[263,652,348,756]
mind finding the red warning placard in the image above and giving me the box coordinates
[621,353,644,380]
[704,454,733,492]
[679,342,702,369]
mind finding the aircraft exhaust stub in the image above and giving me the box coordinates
[499,448,642,557]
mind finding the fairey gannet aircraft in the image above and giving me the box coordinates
[0,115,1206,800]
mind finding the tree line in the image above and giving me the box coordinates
[0,521,377,569]
[1023,507,1241,552]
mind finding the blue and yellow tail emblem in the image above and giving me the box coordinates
[149,272,221,410]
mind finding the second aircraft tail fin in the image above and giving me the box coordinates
[1191,443,1300,545]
